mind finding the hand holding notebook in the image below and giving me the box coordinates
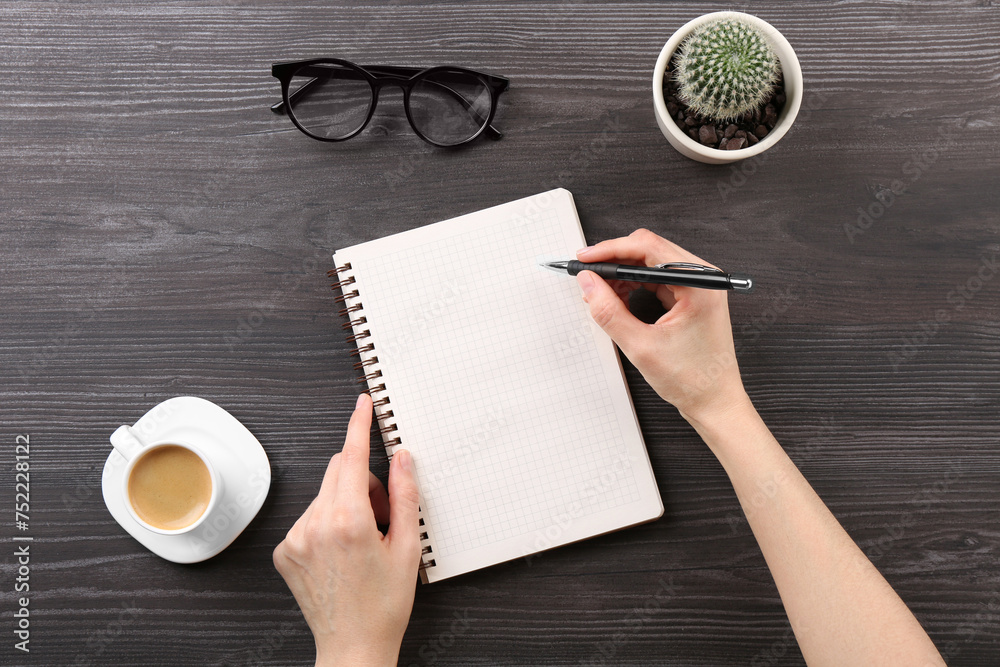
[273,393,421,667]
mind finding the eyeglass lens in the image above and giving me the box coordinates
[407,70,492,146]
[288,64,374,140]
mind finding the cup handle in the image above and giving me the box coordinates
[110,425,146,462]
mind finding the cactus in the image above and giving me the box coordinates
[674,17,781,122]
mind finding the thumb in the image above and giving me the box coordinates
[576,271,647,354]
[386,449,422,565]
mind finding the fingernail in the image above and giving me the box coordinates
[356,393,366,409]
[577,245,594,257]
[397,449,412,471]
[576,271,595,299]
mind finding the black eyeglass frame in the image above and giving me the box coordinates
[270,58,510,147]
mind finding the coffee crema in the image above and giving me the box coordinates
[127,445,212,530]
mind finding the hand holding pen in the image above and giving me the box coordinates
[558,229,749,421]
[543,251,752,292]
[560,231,943,665]
[544,259,753,292]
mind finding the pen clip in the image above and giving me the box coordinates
[654,262,725,275]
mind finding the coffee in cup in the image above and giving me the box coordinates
[110,425,222,535]
[127,445,213,530]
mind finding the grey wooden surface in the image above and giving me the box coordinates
[2,1,999,665]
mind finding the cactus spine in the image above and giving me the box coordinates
[674,17,781,122]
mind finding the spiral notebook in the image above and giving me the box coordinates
[331,189,662,583]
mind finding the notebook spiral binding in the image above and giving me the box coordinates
[330,262,437,573]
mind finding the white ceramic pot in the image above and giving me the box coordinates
[653,11,803,164]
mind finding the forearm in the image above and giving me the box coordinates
[684,397,943,667]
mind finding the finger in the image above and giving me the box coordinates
[606,279,681,315]
[285,498,316,542]
[369,471,390,525]
[654,284,679,311]
[606,279,642,301]
[275,494,319,572]
[578,228,715,269]
[386,450,422,564]
[609,280,635,304]
[316,452,342,500]
[576,271,649,356]
[581,230,710,310]
[614,280,679,313]
[334,393,374,508]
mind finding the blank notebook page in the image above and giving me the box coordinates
[334,189,662,583]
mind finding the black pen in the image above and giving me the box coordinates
[541,260,754,293]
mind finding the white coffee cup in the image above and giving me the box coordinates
[110,425,223,535]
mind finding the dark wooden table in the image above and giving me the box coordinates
[2,1,998,665]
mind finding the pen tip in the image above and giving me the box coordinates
[539,260,569,273]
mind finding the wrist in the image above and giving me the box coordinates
[678,387,754,435]
[679,391,767,469]
[316,641,400,667]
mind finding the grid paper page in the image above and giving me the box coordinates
[334,189,662,582]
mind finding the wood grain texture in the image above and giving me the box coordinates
[1,0,998,665]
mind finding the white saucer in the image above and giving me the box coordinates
[102,396,271,564]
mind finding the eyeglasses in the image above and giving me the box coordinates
[270,59,510,147]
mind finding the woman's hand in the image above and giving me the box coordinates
[273,393,422,667]
[580,232,944,666]
[575,229,750,425]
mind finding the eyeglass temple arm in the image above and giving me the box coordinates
[270,84,306,114]
[271,69,507,140]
